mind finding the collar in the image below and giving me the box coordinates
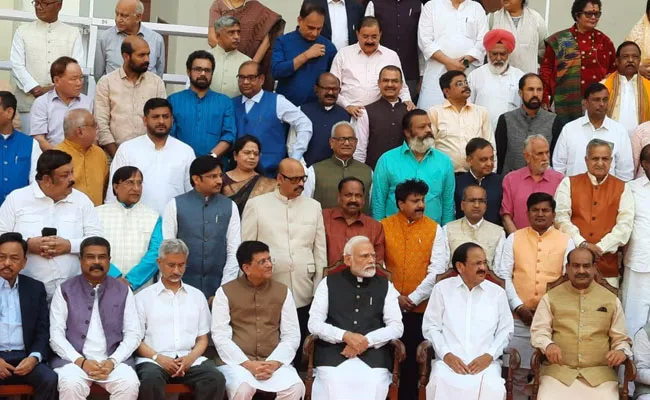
[619,73,638,84]
[587,172,609,186]
[273,188,301,203]
[526,225,555,237]
[238,274,272,290]
[61,138,91,154]
[400,141,432,158]
[330,207,365,224]
[580,115,611,131]
[442,99,472,112]
[32,181,73,203]
[331,155,354,167]
[0,129,20,140]
[463,217,484,229]
[119,201,138,209]
[354,42,384,57]
[118,66,145,85]
[328,0,345,4]
[186,88,214,100]
[142,133,170,150]
[50,89,80,104]
[453,275,487,292]
[117,23,146,37]
[517,106,540,120]
[565,280,595,295]
[35,19,60,28]
[523,166,551,182]
[380,97,402,107]
[242,90,264,104]
[154,279,186,295]
[395,210,424,226]
[0,276,18,290]
[469,168,483,183]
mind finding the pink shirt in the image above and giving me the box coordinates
[500,166,564,229]
[632,121,650,178]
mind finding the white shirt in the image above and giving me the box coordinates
[618,75,640,136]
[409,224,450,305]
[211,285,300,366]
[468,63,524,130]
[633,327,650,386]
[0,182,103,285]
[328,0,349,50]
[162,197,241,285]
[623,175,650,273]
[135,280,211,367]
[49,283,141,364]
[422,275,513,363]
[552,115,635,181]
[308,276,404,348]
[105,135,196,215]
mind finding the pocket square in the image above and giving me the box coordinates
[597,306,608,312]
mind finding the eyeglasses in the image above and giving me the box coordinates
[454,80,469,88]
[331,137,358,144]
[201,173,223,180]
[120,179,143,188]
[254,257,274,266]
[191,67,213,75]
[462,198,487,205]
[31,0,60,8]
[281,174,308,184]
[579,11,602,18]
[316,85,340,93]
[237,74,260,82]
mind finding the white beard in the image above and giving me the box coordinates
[488,61,509,75]
[409,136,435,154]
[359,266,377,278]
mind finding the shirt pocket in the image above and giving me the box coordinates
[57,212,82,239]
[16,213,43,238]
[461,16,480,40]
[167,164,187,190]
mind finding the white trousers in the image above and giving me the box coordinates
[231,382,304,400]
[426,360,505,400]
[537,376,618,400]
[217,364,304,400]
[621,267,650,339]
[312,358,391,400]
[55,363,139,400]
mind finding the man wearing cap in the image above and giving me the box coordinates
[468,29,525,130]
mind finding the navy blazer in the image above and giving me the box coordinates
[304,0,365,46]
[17,275,50,360]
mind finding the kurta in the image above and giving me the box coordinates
[55,140,108,207]
[468,64,524,131]
[322,208,385,266]
[209,45,251,98]
[602,72,650,135]
[444,218,504,270]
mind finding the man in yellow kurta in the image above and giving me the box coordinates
[381,178,449,400]
[530,247,632,400]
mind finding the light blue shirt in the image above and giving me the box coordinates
[0,276,41,361]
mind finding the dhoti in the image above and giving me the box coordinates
[313,358,392,400]
[426,360,505,400]
[217,364,304,400]
[621,266,650,339]
[55,363,139,400]
[537,376,618,400]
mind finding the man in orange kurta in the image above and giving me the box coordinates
[381,179,449,400]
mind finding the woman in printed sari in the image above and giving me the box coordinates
[540,0,616,123]
[221,134,276,215]
[626,0,650,80]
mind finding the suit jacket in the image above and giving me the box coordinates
[18,275,50,360]
[305,0,364,46]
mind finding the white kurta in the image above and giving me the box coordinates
[468,64,524,131]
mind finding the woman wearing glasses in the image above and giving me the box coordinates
[626,0,650,80]
[540,0,616,123]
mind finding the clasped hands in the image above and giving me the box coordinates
[28,236,71,259]
[545,344,626,367]
[155,354,195,378]
[75,357,115,381]
[443,352,493,375]
[340,332,370,359]
[0,356,38,379]
[241,360,282,381]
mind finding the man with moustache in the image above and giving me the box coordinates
[0,150,103,301]
[372,109,455,224]
[210,16,251,98]
[169,51,236,159]
[162,155,241,299]
[495,73,565,175]
[50,236,142,400]
[95,35,167,158]
[308,236,403,400]
[241,158,327,366]
[106,98,195,215]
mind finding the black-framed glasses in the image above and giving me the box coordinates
[281,174,307,184]
[579,11,602,18]
[331,137,358,144]
[237,74,260,82]
[316,85,340,93]
[31,0,60,8]
[191,67,213,75]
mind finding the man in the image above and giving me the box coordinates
[95,35,167,158]
[330,16,413,119]
[212,241,305,400]
[162,155,241,299]
[30,57,93,151]
[372,110,455,224]
[308,235,403,400]
[552,83,634,182]
[135,238,226,400]
[0,81,24,131]
[50,236,141,399]
[495,192,574,400]
[99,166,162,292]
[322,177,385,266]
[353,65,409,169]
[495,73,564,175]
[106,98,195,215]
[241,158,327,365]
[530,247,632,399]
[381,179,449,400]
[310,0,364,50]
[0,150,103,301]
[602,41,650,136]
[56,109,108,206]
[555,138,634,287]
[423,242,513,400]
[271,3,337,107]
[501,135,564,234]
[233,61,312,177]
[297,72,349,167]
[468,29,524,130]
[94,0,165,79]
[209,16,251,98]
[454,138,502,225]
[304,121,373,212]
[633,121,650,178]
[0,91,40,205]
[0,232,57,400]
[417,0,488,111]
[633,323,650,400]
[445,185,504,270]
[169,51,236,158]
[428,70,494,173]
[10,0,84,133]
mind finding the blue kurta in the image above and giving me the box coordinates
[0,130,34,205]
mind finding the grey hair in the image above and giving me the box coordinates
[330,121,355,138]
[586,138,614,154]
[523,134,548,153]
[214,15,240,31]
[63,109,92,138]
[158,238,189,259]
[135,1,145,15]
[343,236,371,256]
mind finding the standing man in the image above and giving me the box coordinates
[95,36,167,158]
[272,3,337,107]
[94,0,165,79]
[312,0,364,50]
[106,98,195,215]
[169,51,236,159]
[10,0,84,134]
[162,155,241,299]
[209,16,251,98]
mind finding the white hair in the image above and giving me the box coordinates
[135,1,145,15]
[63,109,92,138]
[586,138,614,154]
[523,134,548,153]
[158,238,189,258]
[215,15,240,31]
[330,121,355,138]
[343,236,371,256]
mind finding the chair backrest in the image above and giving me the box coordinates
[325,258,392,281]
[435,268,505,289]
[545,271,617,296]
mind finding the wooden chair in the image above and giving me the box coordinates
[529,274,637,400]
[416,269,522,400]
[302,261,407,400]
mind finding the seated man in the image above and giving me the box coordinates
[0,232,57,400]
[211,241,305,400]
[50,236,141,400]
[530,247,632,400]
[633,322,650,399]
[135,238,226,400]
[308,235,404,400]
[423,242,513,400]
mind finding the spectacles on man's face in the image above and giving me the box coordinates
[120,179,143,188]
[32,0,60,8]
[280,174,308,184]
[454,80,469,88]
[191,67,213,75]
[237,74,260,82]
[462,198,487,205]
[201,173,223,180]
[331,137,358,144]
[579,11,602,18]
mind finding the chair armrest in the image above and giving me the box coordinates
[625,357,637,383]
[391,339,407,363]
[531,348,545,372]
[503,347,521,371]
[303,334,316,358]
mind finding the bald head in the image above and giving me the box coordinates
[316,72,340,107]
[122,35,151,74]
[277,158,306,199]
[278,158,304,175]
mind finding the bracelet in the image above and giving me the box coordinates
[80,358,87,369]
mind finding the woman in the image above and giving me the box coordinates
[207,0,285,91]
[221,135,276,215]
[626,0,650,80]
[540,0,616,123]
[488,0,547,74]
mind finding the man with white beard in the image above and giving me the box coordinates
[468,29,524,131]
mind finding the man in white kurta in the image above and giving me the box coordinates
[418,0,488,111]
[308,236,404,400]
[423,242,513,400]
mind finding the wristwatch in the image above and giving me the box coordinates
[152,353,159,362]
